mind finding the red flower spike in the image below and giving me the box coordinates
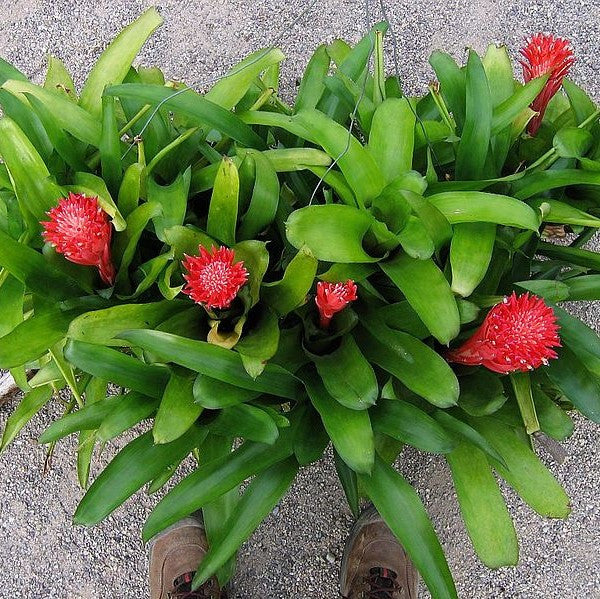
[520,33,575,135]
[447,292,561,374]
[41,193,115,285]
[182,245,248,310]
[315,280,358,329]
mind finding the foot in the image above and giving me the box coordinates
[149,515,226,599]
[340,505,419,599]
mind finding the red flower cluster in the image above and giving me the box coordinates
[521,33,575,135]
[315,280,358,329]
[182,245,248,310]
[447,292,561,374]
[41,193,115,285]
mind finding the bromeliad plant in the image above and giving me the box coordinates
[1,10,600,598]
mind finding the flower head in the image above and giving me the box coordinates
[447,292,561,374]
[520,33,575,135]
[182,245,248,310]
[41,193,115,285]
[315,280,358,329]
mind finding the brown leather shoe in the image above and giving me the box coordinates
[340,505,419,599]
[148,515,226,599]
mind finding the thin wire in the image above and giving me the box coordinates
[376,0,442,170]
[308,0,376,205]
[121,0,321,160]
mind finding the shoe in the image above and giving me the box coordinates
[148,515,226,599]
[340,505,419,599]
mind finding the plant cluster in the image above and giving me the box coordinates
[1,9,600,598]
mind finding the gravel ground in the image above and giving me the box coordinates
[1,1,600,598]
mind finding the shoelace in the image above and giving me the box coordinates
[168,572,220,599]
[363,567,401,599]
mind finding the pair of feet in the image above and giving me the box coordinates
[149,506,418,599]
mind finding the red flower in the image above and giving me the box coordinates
[182,245,248,310]
[315,280,358,329]
[520,33,575,135]
[41,193,115,285]
[447,292,561,374]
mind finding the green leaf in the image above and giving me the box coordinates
[512,169,600,200]
[64,339,169,399]
[357,318,459,408]
[450,223,496,297]
[154,369,203,444]
[206,157,239,245]
[0,309,75,369]
[192,457,298,588]
[79,8,163,118]
[193,375,260,409]
[514,279,570,302]
[367,98,415,183]
[68,301,186,345]
[99,94,122,197]
[309,335,377,410]
[209,404,279,445]
[532,385,574,441]
[206,47,284,109]
[44,55,77,101]
[74,426,206,526]
[294,45,330,112]
[2,80,102,145]
[372,399,456,453]
[565,275,600,300]
[458,370,507,417]
[117,162,144,218]
[292,404,329,465]
[294,109,384,204]
[470,417,571,518]
[97,392,159,442]
[71,171,126,231]
[1,385,52,452]
[456,50,492,180]
[149,168,192,242]
[333,449,360,518]
[429,51,466,130]
[427,192,540,230]
[286,205,381,263]
[553,126,593,158]
[302,366,374,474]
[0,275,24,337]
[262,247,318,316]
[143,438,293,541]
[0,57,27,85]
[117,330,300,400]
[359,455,457,599]
[446,442,518,568]
[238,150,280,241]
[529,198,600,228]
[536,241,600,271]
[380,254,460,345]
[106,84,265,149]
[0,230,83,299]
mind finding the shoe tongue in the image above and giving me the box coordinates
[368,567,397,598]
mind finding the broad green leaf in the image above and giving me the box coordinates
[143,438,294,541]
[286,205,381,263]
[207,158,239,245]
[429,51,466,130]
[514,279,570,302]
[232,240,269,309]
[359,455,457,599]
[149,168,192,242]
[333,449,360,518]
[367,98,415,183]
[456,50,492,180]
[357,319,459,408]
[118,330,300,400]
[302,366,374,474]
[71,171,126,231]
[309,335,377,410]
[95,393,158,443]
[235,308,280,378]
[261,148,332,171]
[106,84,265,149]
[292,404,329,466]
[529,198,600,227]
[154,369,203,444]
[164,225,216,260]
[206,47,284,109]
[0,385,52,452]
[117,162,144,218]
[536,241,600,271]
[0,116,64,219]
[193,375,260,409]
[565,275,600,300]
[68,301,186,345]
[396,216,435,259]
[510,371,539,435]
[44,55,76,101]
[553,126,593,158]
[446,442,518,568]
[294,45,330,112]
[192,458,298,588]
[380,254,460,345]
[450,223,496,297]
[79,8,163,118]
[512,169,600,200]
[64,339,169,399]
[0,309,76,369]
[2,80,101,145]
[209,404,279,445]
[458,370,507,417]
[99,95,122,197]
[0,57,27,85]
[372,399,456,453]
[0,275,24,337]
[532,386,574,441]
[74,427,206,526]
[470,417,570,518]
[427,192,540,230]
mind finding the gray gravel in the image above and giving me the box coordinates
[1,1,600,598]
